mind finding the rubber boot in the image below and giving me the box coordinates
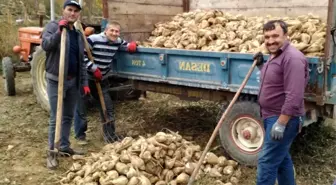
[46,151,58,170]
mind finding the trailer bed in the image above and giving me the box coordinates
[113,47,322,99]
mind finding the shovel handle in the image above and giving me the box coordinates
[96,81,108,119]
[187,59,258,185]
[54,28,67,149]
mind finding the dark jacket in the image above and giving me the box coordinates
[41,19,88,87]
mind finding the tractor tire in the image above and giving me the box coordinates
[31,47,50,112]
[2,57,16,96]
[218,100,264,166]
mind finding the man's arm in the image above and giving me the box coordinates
[115,38,128,50]
[41,22,61,51]
[121,39,128,46]
[117,38,137,53]
[270,56,307,140]
[279,57,307,125]
[84,37,97,73]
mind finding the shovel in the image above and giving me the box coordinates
[74,21,116,142]
[187,58,258,185]
[46,28,67,167]
[54,28,67,151]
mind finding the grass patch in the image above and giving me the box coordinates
[292,122,336,184]
[0,19,19,75]
[0,20,19,59]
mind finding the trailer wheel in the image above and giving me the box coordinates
[31,47,49,111]
[218,100,264,166]
[2,57,16,96]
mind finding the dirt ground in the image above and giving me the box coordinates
[0,72,335,185]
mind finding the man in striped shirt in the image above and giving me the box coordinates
[74,21,137,144]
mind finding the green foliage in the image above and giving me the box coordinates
[0,19,19,60]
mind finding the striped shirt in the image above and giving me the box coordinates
[85,32,128,77]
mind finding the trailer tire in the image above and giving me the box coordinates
[218,100,264,166]
[31,47,50,112]
[2,57,16,96]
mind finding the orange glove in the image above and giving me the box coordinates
[83,86,90,95]
[127,41,137,53]
[93,68,102,81]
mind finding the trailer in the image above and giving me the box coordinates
[104,0,336,166]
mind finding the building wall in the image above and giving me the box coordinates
[108,0,184,41]
[108,0,330,41]
[190,0,329,20]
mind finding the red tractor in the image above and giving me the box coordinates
[2,25,141,111]
[3,26,43,96]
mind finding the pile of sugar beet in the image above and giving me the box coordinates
[60,131,241,185]
[139,10,326,57]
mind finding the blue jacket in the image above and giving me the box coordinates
[41,19,88,87]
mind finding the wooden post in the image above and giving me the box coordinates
[39,15,44,27]
[102,0,109,19]
[183,0,190,12]
[38,3,46,27]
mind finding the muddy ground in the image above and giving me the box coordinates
[0,72,335,185]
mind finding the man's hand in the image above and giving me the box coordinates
[253,52,264,66]
[271,121,286,140]
[83,86,90,95]
[127,41,137,53]
[58,19,68,33]
[93,68,102,81]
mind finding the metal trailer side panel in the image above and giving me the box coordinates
[113,47,324,102]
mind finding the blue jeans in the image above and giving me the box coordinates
[74,79,115,140]
[257,116,301,185]
[47,78,78,150]
[73,87,88,140]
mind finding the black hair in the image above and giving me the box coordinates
[263,20,288,34]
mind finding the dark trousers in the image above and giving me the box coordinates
[74,79,116,141]
[47,78,78,150]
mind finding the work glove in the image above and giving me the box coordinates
[58,19,68,33]
[127,41,137,53]
[83,86,90,95]
[93,68,102,81]
[271,121,286,140]
[253,52,264,66]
